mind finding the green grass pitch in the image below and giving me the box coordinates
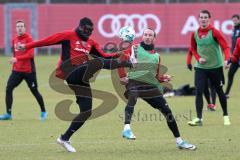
[0,53,240,160]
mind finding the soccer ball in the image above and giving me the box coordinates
[119,26,136,42]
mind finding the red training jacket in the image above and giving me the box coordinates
[231,38,240,63]
[190,25,230,62]
[12,33,35,73]
[25,29,117,79]
[186,48,193,65]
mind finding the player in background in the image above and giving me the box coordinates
[225,14,240,98]
[0,20,47,121]
[186,48,216,111]
[187,10,231,126]
[18,17,133,152]
[230,37,240,66]
[118,28,196,150]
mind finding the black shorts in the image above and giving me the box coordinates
[124,79,162,99]
[66,63,92,99]
[194,67,225,88]
[7,71,38,90]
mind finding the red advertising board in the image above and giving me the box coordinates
[0,3,239,48]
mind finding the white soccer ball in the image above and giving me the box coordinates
[119,26,136,42]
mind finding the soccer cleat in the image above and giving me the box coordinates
[130,45,138,68]
[57,136,76,153]
[223,116,231,125]
[40,111,48,121]
[207,104,216,111]
[188,118,202,126]
[0,113,12,120]
[122,129,136,140]
[176,141,197,150]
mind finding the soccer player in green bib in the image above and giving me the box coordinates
[188,10,231,126]
[118,28,196,150]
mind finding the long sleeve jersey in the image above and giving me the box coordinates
[231,38,240,63]
[25,28,117,79]
[12,33,35,73]
[186,48,193,65]
[190,25,230,62]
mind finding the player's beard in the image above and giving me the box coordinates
[75,28,90,41]
[140,41,154,51]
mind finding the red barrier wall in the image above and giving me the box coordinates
[0,3,240,48]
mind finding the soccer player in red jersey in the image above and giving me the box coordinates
[187,10,231,126]
[0,20,47,121]
[225,14,240,98]
[18,17,133,152]
[230,38,240,64]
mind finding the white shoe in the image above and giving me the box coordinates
[130,45,138,67]
[223,116,231,125]
[176,141,197,150]
[57,136,76,152]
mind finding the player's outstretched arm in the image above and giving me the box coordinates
[18,31,70,51]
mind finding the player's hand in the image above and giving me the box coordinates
[199,57,206,64]
[120,77,128,85]
[159,74,173,82]
[227,58,232,65]
[224,60,230,69]
[17,43,26,51]
[9,57,17,64]
[187,64,192,71]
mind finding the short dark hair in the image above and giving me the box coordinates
[16,20,25,26]
[199,10,211,18]
[232,14,240,19]
[79,17,93,27]
[143,28,156,37]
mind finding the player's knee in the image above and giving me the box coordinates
[195,88,204,95]
[90,58,103,69]
[165,112,175,123]
[157,103,171,113]
[162,106,172,115]
[215,87,225,96]
[74,109,92,123]
[228,70,233,77]
[6,86,14,93]
[160,106,175,121]
[150,100,162,109]
[127,96,137,106]
[228,72,234,78]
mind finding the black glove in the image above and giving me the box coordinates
[187,64,192,71]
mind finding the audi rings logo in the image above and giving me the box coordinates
[98,14,161,38]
